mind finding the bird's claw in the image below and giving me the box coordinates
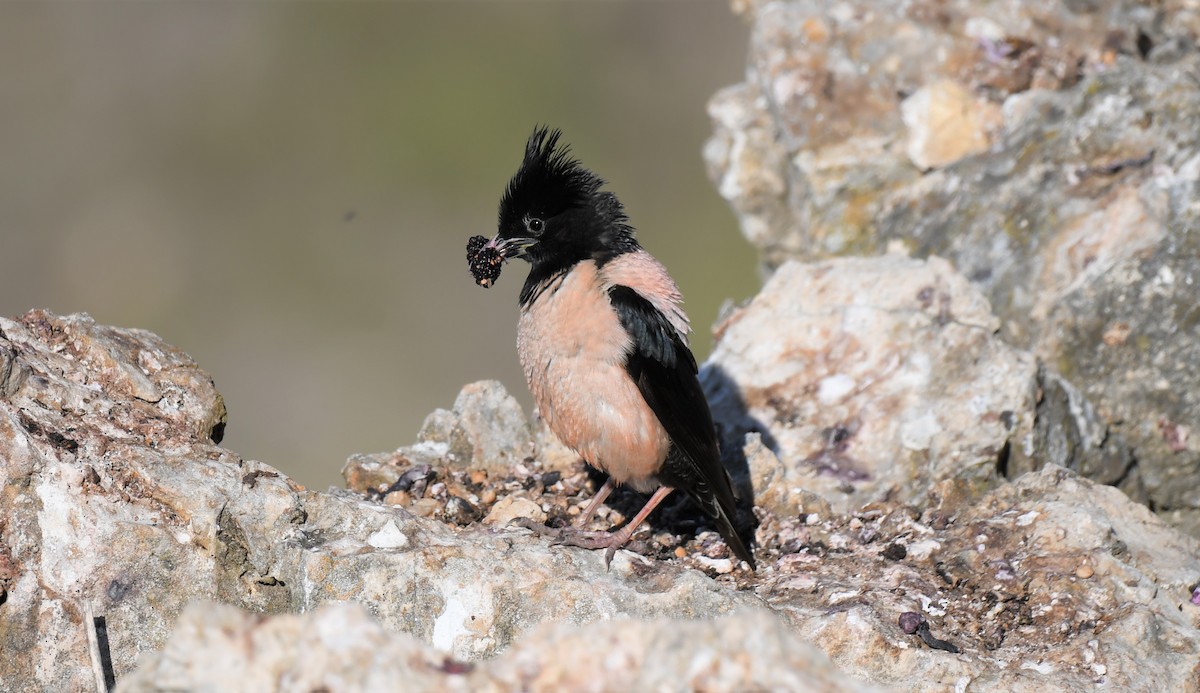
[549,529,614,550]
[553,529,628,570]
[510,517,560,537]
[510,519,624,570]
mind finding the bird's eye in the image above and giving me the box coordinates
[526,217,545,234]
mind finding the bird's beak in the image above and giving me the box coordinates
[486,235,537,260]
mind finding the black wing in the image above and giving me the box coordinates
[607,285,755,568]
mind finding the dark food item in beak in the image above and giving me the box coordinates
[467,235,504,288]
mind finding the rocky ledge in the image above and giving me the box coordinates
[3,299,1198,691]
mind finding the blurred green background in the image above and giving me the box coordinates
[0,1,757,490]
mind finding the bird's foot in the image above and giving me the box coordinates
[509,517,562,537]
[552,528,629,569]
[509,518,632,569]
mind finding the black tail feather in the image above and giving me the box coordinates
[692,489,756,570]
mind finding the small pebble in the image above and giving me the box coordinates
[469,470,488,485]
[444,496,481,526]
[367,520,409,549]
[411,498,440,518]
[483,495,546,526]
[392,465,435,493]
[899,611,924,634]
[383,490,411,506]
[695,556,734,574]
[1076,565,1094,579]
[674,546,688,558]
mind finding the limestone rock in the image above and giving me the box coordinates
[704,255,1038,514]
[482,495,547,527]
[900,79,1000,170]
[0,311,761,691]
[748,466,1200,691]
[0,310,241,691]
[706,0,1192,265]
[114,602,454,693]
[117,603,879,693]
[416,379,535,474]
[343,380,533,497]
[342,381,573,500]
[704,0,1200,534]
[4,311,1200,691]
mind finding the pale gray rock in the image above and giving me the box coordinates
[749,466,1200,692]
[707,0,1199,266]
[705,0,1200,533]
[703,254,1038,515]
[424,381,532,472]
[117,603,879,693]
[482,495,547,527]
[530,405,583,474]
[280,487,764,661]
[0,310,239,690]
[114,602,456,693]
[343,379,536,495]
[342,380,564,498]
[740,432,833,521]
[4,311,1200,692]
[484,606,879,692]
[0,311,760,691]
[416,379,534,475]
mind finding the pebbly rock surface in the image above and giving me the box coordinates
[752,466,1200,691]
[3,309,1200,691]
[342,379,536,496]
[0,310,757,691]
[704,0,1200,534]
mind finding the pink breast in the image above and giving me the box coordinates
[517,260,670,490]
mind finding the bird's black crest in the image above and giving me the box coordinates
[499,127,603,229]
[501,127,642,307]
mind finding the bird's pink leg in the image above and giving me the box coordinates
[555,486,675,567]
[574,478,615,527]
[506,478,613,537]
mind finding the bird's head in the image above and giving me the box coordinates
[486,127,638,273]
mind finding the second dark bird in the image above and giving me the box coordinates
[476,127,755,569]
